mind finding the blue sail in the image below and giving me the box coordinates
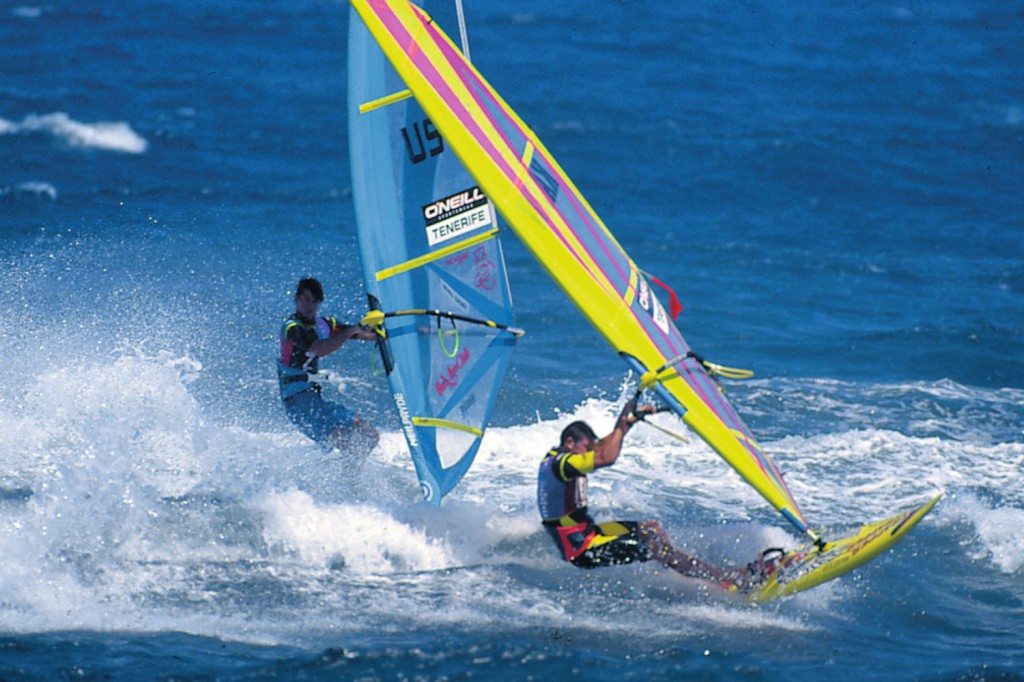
[347,3,520,504]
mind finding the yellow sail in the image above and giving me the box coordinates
[351,0,814,538]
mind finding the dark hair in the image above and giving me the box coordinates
[295,277,324,302]
[560,420,597,448]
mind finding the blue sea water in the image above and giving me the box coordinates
[2,0,1023,679]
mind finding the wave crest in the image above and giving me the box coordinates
[0,112,148,153]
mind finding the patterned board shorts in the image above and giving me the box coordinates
[282,390,354,447]
[571,521,654,569]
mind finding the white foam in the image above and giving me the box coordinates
[258,489,451,574]
[21,354,205,499]
[1,363,1020,639]
[0,112,148,153]
[0,181,58,200]
[946,494,1024,574]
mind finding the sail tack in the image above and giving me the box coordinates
[348,3,520,504]
[350,0,810,537]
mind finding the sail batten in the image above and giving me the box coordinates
[359,88,413,113]
[375,227,498,281]
[412,417,484,437]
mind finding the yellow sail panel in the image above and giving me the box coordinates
[350,0,809,533]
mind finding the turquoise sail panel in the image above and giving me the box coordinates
[347,3,519,504]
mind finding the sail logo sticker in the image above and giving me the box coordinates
[394,392,419,448]
[423,186,493,246]
[638,278,667,333]
[472,245,497,291]
[438,277,472,314]
[638,279,650,311]
[529,157,559,202]
[402,118,443,164]
[434,347,471,395]
[651,295,670,334]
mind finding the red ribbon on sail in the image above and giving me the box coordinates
[647,274,683,320]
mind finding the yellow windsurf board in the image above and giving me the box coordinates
[748,494,941,603]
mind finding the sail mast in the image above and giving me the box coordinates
[454,0,471,61]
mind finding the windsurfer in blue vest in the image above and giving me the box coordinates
[538,399,775,592]
[277,277,379,453]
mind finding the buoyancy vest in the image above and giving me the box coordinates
[277,314,337,399]
[538,448,598,560]
[537,449,589,522]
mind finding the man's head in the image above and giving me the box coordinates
[560,420,597,454]
[295,277,324,302]
[294,277,324,320]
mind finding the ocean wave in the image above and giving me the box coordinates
[11,6,43,19]
[4,359,1017,526]
[740,376,1024,444]
[948,493,1024,574]
[0,112,148,154]
[259,489,452,574]
[0,181,57,200]
[1,357,1019,638]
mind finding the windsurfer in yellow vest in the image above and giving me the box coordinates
[277,277,379,453]
[537,399,776,592]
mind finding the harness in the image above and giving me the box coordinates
[277,362,319,399]
[277,314,336,400]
